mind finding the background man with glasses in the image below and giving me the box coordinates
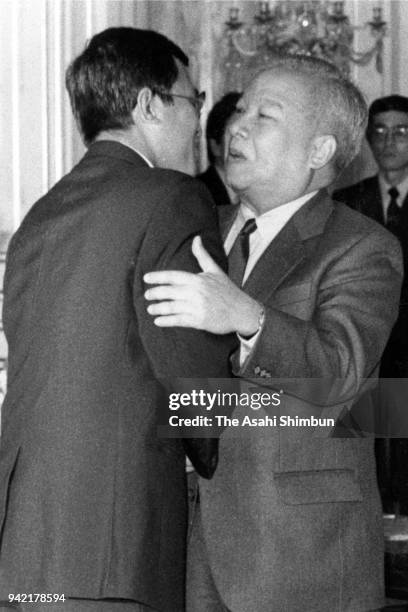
[334,95,408,243]
[0,27,233,612]
[334,95,408,519]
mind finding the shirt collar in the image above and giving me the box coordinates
[237,191,318,238]
[379,173,408,207]
[127,145,154,168]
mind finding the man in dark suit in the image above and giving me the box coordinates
[334,96,408,515]
[0,28,234,612]
[145,56,403,611]
[198,92,241,207]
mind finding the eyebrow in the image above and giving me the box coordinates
[373,122,408,127]
[261,98,283,108]
[239,97,284,111]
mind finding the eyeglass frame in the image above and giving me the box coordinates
[369,125,408,141]
[153,89,206,115]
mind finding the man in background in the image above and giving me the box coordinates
[145,56,402,611]
[198,92,241,206]
[0,27,233,612]
[334,95,408,515]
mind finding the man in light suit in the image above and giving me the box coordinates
[145,56,403,611]
[0,28,234,612]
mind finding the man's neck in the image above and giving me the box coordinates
[95,130,154,166]
[380,168,408,186]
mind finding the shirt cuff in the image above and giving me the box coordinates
[237,305,265,366]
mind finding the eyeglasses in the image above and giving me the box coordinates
[155,89,206,115]
[370,125,408,141]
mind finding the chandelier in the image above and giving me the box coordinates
[221,1,387,92]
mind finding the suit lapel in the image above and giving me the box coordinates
[366,176,384,225]
[243,190,334,302]
[243,221,305,302]
[398,190,408,254]
[402,189,408,220]
[350,175,383,225]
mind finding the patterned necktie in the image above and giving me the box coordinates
[386,186,401,236]
[228,218,257,286]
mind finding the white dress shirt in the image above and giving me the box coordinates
[379,173,408,222]
[129,145,154,168]
[224,191,318,364]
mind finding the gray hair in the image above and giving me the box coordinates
[262,55,368,175]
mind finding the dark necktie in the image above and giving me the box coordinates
[228,218,257,286]
[386,186,401,236]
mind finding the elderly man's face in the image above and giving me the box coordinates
[369,110,408,175]
[225,70,317,210]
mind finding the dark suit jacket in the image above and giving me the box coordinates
[0,141,234,611]
[334,175,408,376]
[198,191,403,612]
[197,165,233,207]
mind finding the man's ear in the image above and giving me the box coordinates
[309,134,337,170]
[132,87,162,124]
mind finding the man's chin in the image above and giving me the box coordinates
[225,170,247,193]
[378,157,408,172]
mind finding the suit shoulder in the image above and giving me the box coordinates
[75,161,215,226]
[197,167,210,183]
[112,165,211,201]
[332,200,400,252]
[150,167,210,196]
[196,167,215,190]
[144,169,216,220]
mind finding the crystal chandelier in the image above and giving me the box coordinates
[222,1,386,92]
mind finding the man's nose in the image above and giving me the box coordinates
[229,115,250,139]
[384,129,398,145]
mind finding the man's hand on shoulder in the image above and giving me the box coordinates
[144,236,263,336]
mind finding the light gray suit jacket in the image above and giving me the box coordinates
[199,190,403,612]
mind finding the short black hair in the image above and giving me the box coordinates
[206,92,241,163]
[367,95,408,138]
[65,27,189,144]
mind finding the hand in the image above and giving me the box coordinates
[144,235,262,336]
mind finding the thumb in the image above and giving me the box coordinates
[192,236,223,274]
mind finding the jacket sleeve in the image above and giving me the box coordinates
[132,175,237,477]
[233,228,403,406]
